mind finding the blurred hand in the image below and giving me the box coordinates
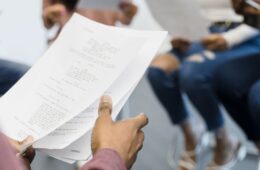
[91,96,148,169]
[202,34,228,51]
[119,2,138,25]
[8,136,35,170]
[171,38,191,53]
[42,4,72,29]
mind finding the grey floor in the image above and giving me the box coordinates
[31,77,260,170]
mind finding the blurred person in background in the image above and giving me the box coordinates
[42,0,138,43]
[147,0,260,169]
[0,11,29,95]
[212,0,260,154]
[0,60,28,96]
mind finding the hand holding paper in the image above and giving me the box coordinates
[0,13,167,162]
[92,96,148,169]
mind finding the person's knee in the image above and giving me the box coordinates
[150,53,180,74]
[186,54,205,63]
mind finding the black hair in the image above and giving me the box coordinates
[57,0,79,11]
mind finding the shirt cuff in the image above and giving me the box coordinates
[81,149,126,170]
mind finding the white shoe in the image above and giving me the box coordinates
[207,143,247,170]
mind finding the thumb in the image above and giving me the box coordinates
[97,95,113,124]
[20,136,34,154]
[131,113,149,130]
[21,136,34,145]
[20,136,35,163]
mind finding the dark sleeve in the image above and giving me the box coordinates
[0,133,24,170]
[81,149,127,170]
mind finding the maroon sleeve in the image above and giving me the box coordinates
[0,134,24,170]
[81,149,127,170]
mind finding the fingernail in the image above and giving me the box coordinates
[101,95,112,103]
[139,113,149,123]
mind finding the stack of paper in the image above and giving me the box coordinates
[146,0,210,41]
[0,14,167,163]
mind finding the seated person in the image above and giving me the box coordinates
[1,96,148,170]
[147,0,259,169]
[42,0,138,43]
[0,59,29,96]
[213,0,260,153]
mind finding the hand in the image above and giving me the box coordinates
[42,4,72,29]
[91,96,148,169]
[202,34,228,51]
[119,2,138,25]
[171,38,191,53]
[8,136,35,170]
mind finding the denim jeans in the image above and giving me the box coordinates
[213,55,260,141]
[147,25,260,131]
[179,34,260,131]
[0,59,29,95]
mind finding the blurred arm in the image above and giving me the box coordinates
[0,134,24,170]
[222,24,259,47]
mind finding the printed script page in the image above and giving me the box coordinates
[33,19,167,150]
[0,14,144,141]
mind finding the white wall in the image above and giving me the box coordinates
[0,0,47,65]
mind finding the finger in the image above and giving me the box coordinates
[19,136,34,154]
[20,136,35,162]
[97,95,113,123]
[131,113,149,130]
[136,131,145,151]
[22,136,34,145]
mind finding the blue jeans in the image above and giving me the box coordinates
[147,43,205,125]
[179,35,260,131]
[147,26,260,131]
[213,55,260,141]
[0,59,29,95]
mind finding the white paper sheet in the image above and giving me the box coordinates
[40,85,134,162]
[33,83,135,150]
[146,0,210,40]
[0,14,145,142]
[32,15,167,150]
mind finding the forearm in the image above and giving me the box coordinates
[0,134,24,170]
[222,24,260,47]
[81,149,126,170]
